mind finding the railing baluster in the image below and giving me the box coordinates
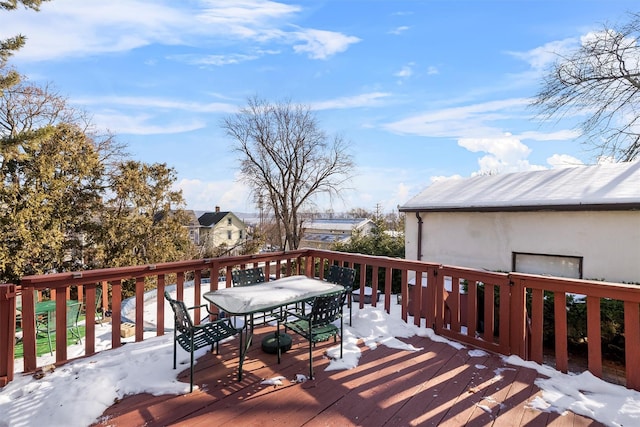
[157,274,166,336]
[586,296,602,378]
[624,301,640,389]
[84,284,96,356]
[193,270,202,325]
[554,290,569,373]
[530,288,544,363]
[111,280,122,349]
[135,277,145,342]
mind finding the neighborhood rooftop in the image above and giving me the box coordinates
[400,161,640,212]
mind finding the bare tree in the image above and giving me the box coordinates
[223,97,355,250]
[532,12,640,161]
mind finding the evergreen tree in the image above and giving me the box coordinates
[93,161,196,271]
[1,1,50,92]
[0,123,103,282]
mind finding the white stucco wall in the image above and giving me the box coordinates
[404,210,640,283]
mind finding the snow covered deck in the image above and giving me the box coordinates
[94,324,604,427]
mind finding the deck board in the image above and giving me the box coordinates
[94,326,606,427]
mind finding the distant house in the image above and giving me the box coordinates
[399,162,640,283]
[300,218,375,250]
[183,210,202,245]
[191,206,248,256]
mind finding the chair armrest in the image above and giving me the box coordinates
[282,309,309,322]
[186,303,208,311]
[186,303,221,321]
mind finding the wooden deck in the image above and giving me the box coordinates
[94,326,605,427]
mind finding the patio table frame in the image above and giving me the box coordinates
[203,275,344,381]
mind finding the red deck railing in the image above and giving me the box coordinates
[1,249,639,391]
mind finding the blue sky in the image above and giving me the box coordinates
[3,0,638,214]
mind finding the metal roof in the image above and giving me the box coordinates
[304,218,372,232]
[399,161,640,212]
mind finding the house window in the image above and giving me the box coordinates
[513,252,582,279]
[227,218,232,226]
[227,230,232,240]
[239,230,243,239]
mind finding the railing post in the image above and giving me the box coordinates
[0,283,17,386]
[509,277,527,359]
[21,286,37,372]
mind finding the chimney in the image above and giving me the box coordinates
[215,206,220,213]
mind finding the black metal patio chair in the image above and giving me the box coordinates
[231,266,282,331]
[326,265,356,325]
[164,291,241,392]
[231,267,265,287]
[277,290,347,379]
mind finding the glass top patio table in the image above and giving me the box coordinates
[203,275,344,381]
[203,275,344,316]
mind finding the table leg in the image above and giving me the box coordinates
[237,314,254,381]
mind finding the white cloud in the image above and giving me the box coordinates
[4,0,358,63]
[547,154,584,168]
[507,37,578,71]
[596,156,616,164]
[459,133,532,162]
[384,98,530,138]
[339,166,432,212]
[173,53,262,66]
[516,129,581,141]
[176,176,253,212]
[310,92,391,110]
[72,95,236,135]
[459,133,548,175]
[394,63,414,80]
[426,66,439,75]
[389,26,410,35]
[75,95,237,114]
[91,112,206,135]
[291,28,361,60]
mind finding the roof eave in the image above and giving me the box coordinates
[399,203,640,213]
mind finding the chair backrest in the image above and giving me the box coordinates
[38,301,82,331]
[232,267,265,287]
[95,286,103,312]
[309,291,347,327]
[326,265,356,289]
[66,301,82,328]
[164,291,194,334]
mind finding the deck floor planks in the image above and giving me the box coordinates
[438,350,513,426]
[93,325,607,427]
[351,341,458,427]
[173,330,353,426]
[493,361,554,426]
[385,345,477,426]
